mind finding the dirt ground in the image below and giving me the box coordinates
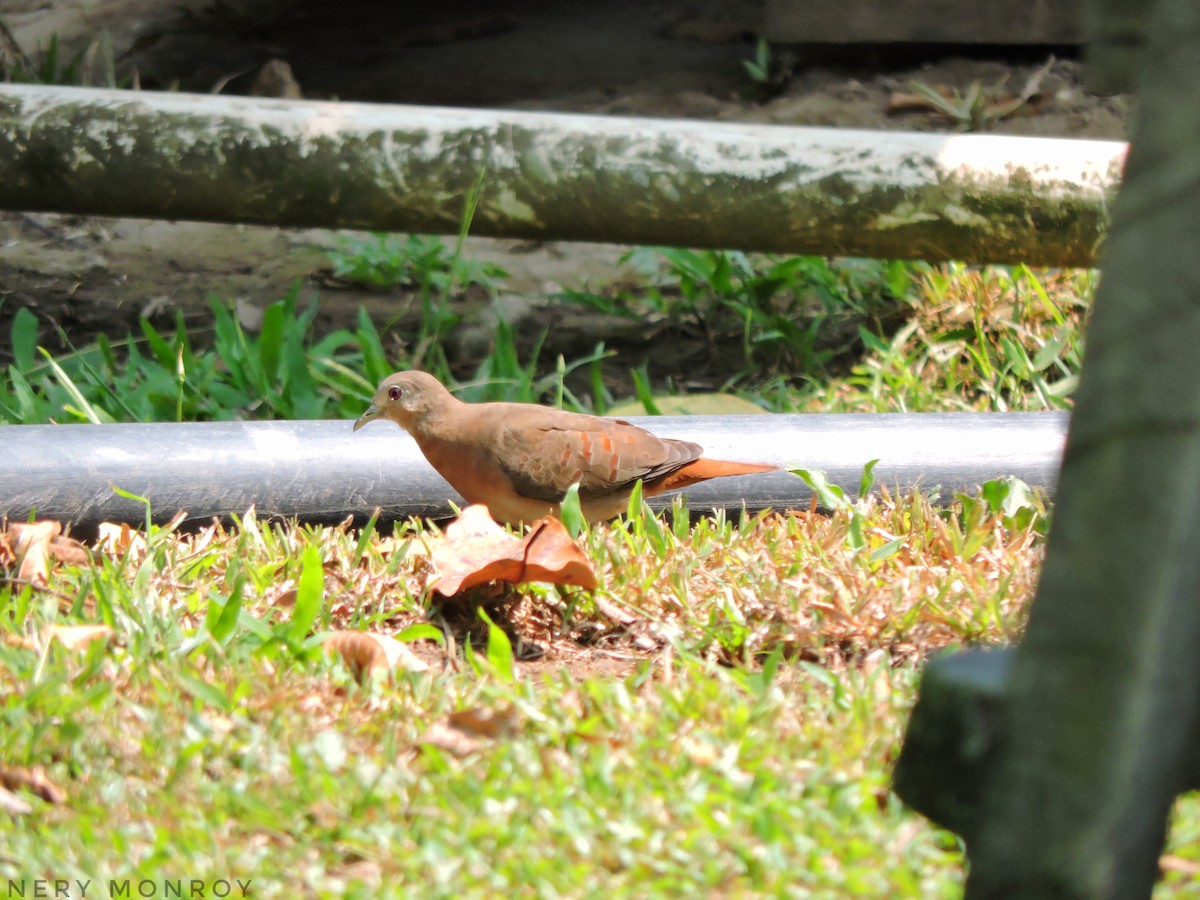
[1,0,1130,375]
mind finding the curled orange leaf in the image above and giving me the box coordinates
[324,630,429,682]
[427,505,598,597]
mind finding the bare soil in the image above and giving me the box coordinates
[1,0,1129,378]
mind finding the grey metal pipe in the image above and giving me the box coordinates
[0,413,1067,530]
[0,84,1123,265]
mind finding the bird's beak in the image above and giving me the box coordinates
[353,404,381,432]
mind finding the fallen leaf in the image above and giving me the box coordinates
[416,704,519,758]
[447,704,519,739]
[885,91,944,115]
[248,59,304,99]
[47,534,90,566]
[234,297,265,331]
[415,722,487,758]
[324,631,429,682]
[375,535,429,559]
[0,786,33,815]
[10,521,58,586]
[2,521,90,585]
[682,736,719,766]
[1160,854,1200,876]
[273,586,299,609]
[326,858,382,888]
[96,521,147,559]
[593,594,639,626]
[0,765,66,805]
[428,505,598,596]
[48,624,113,651]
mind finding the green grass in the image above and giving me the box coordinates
[0,246,1091,424]
[0,633,957,895]
[560,248,914,380]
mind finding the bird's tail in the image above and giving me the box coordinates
[651,458,778,493]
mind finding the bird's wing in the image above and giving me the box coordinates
[495,415,702,502]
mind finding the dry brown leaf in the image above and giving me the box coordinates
[0,785,33,815]
[326,858,382,888]
[8,520,60,543]
[885,91,943,115]
[0,765,66,805]
[2,521,90,585]
[10,521,58,586]
[428,505,598,596]
[49,624,113,651]
[447,704,519,739]
[416,704,519,757]
[249,59,303,99]
[593,594,639,626]
[324,630,429,682]
[48,535,91,566]
[273,586,298,609]
[1160,854,1200,876]
[375,535,429,560]
[96,521,147,559]
[415,722,487,758]
[887,60,1053,123]
[682,736,719,766]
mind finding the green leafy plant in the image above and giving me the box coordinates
[2,30,129,88]
[1,254,1087,426]
[957,475,1048,537]
[741,37,793,100]
[1,289,372,423]
[785,264,1090,413]
[618,248,911,377]
[474,608,516,684]
[0,284,620,426]
[327,233,505,294]
[904,58,1054,132]
[742,38,774,84]
[793,461,904,562]
[906,79,1009,132]
[324,173,508,377]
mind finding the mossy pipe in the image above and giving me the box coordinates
[0,413,1067,530]
[0,84,1124,265]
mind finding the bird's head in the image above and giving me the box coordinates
[353,370,453,433]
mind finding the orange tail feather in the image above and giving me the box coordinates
[648,458,778,494]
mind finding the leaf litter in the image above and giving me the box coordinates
[1,488,1044,682]
[1,520,91,586]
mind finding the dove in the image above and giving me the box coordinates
[354,371,776,525]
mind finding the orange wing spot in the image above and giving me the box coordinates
[579,431,592,463]
[599,434,618,481]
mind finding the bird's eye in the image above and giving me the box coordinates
[388,385,403,401]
